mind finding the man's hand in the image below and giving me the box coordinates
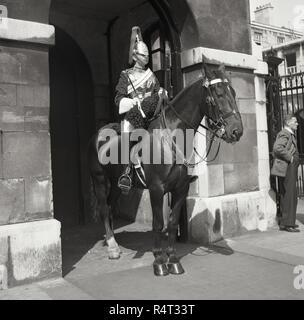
[119,98,137,114]
[158,87,168,98]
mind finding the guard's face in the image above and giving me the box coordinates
[133,41,149,67]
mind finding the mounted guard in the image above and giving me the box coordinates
[115,26,167,194]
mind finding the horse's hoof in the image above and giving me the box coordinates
[153,263,169,276]
[167,262,185,275]
[108,247,121,260]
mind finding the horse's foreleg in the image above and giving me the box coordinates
[149,186,169,276]
[92,174,121,260]
[166,184,190,275]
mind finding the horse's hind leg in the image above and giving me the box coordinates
[92,173,121,259]
[149,186,169,276]
[166,184,190,275]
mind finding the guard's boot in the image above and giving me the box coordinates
[118,165,132,195]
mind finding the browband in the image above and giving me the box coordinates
[209,78,229,85]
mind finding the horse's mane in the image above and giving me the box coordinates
[170,78,202,106]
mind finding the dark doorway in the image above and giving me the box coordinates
[49,27,95,227]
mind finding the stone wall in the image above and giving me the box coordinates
[0,0,61,287]
[0,40,52,226]
[171,0,251,54]
[183,46,276,243]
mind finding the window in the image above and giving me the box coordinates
[144,24,173,98]
[277,36,285,44]
[254,32,263,45]
[285,52,297,74]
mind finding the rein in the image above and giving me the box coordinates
[159,77,237,167]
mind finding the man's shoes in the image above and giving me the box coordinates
[279,226,300,232]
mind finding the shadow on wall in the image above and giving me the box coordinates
[187,198,250,245]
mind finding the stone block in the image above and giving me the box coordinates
[0,237,8,265]
[2,132,51,178]
[232,128,257,163]
[0,45,49,85]
[0,135,2,179]
[237,196,260,231]
[0,265,8,290]
[222,199,241,238]
[0,84,17,106]
[257,131,270,161]
[254,76,267,102]
[256,101,268,131]
[25,107,49,131]
[184,68,202,86]
[241,113,257,131]
[258,159,271,190]
[230,71,255,99]
[0,179,25,225]
[187,190,277,244]
[207,164,224,197]
[224,162,259,194]
[237,98,256,114]
[33,86,49,107]
[17,85,49,108]
[0,219,62,287]
[25,177,53,221]
[0,106,24,131]
[17,85,34,107]
[210,139,237,165]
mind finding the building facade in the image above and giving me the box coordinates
[251,3,303,49]
[0,0,275,288]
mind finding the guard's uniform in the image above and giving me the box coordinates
[115,67,160,129]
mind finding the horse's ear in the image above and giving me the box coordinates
[218,63,226,74]
[201,54,213,81]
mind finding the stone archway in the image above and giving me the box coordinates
[49,26,95,227]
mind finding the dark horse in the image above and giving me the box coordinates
[88,62,243,276]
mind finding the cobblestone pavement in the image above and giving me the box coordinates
[1,204,304,300]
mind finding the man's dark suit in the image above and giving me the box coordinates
[273,128,299,227]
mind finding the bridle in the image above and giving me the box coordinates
[203,78,240,138]
[160,76,240,167]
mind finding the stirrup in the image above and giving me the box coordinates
[118,174,132,194]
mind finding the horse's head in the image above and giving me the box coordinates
[201,62,243,143]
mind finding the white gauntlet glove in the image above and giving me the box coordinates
[158,87,168,98]
[119,98,136,114]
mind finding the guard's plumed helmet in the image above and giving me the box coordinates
[128,26,149,66]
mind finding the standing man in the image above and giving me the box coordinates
[272,114,300,232]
